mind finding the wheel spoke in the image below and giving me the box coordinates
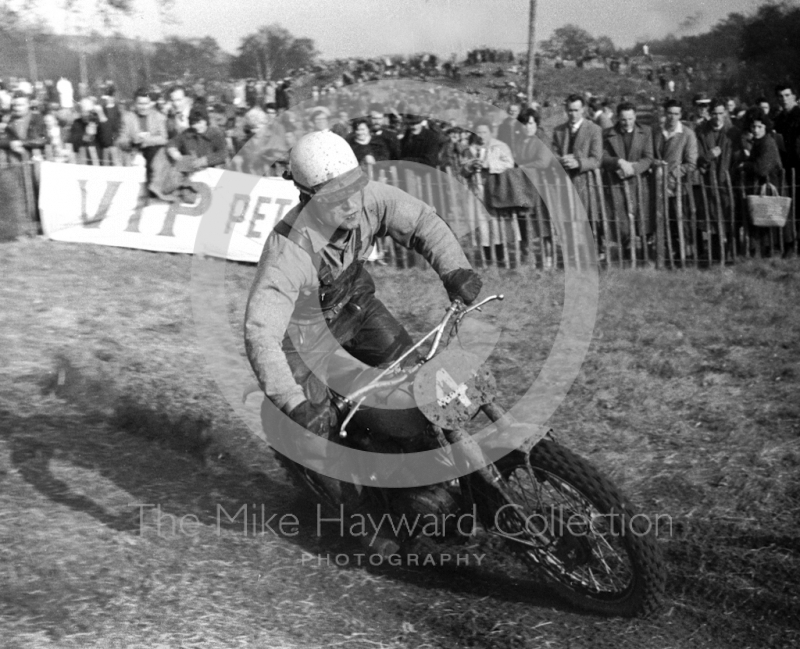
[500,465,636,595]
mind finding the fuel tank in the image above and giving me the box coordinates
[347,379,430,439]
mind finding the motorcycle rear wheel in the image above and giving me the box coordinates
[489,439,666,617]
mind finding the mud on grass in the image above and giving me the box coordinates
[1,238,800,647]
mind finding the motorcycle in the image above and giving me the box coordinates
[274,295,666,617]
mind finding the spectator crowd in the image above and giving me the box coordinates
[2,65,798,263]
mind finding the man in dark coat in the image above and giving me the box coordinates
[696,99,739,180]
[774,84,800,176]
[367,103,400,160]
[68,97,115,164]
[695,98,739,260]
[399,115,441,168]
[164,105,228,200]
[552,93,603,217]
[601,102,653,248]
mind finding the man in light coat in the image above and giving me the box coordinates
[116,87,170,200]
[653,99,699,260]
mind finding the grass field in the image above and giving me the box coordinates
[2,237,800,648]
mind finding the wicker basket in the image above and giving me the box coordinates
[747,183,792,228]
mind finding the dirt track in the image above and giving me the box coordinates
[2,239,799,648]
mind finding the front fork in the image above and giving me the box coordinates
[440,403,547,536]
[439,419,516,534]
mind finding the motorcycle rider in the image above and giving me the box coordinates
[244,130,482,555]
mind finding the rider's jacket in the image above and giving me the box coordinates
[244,180,471,414]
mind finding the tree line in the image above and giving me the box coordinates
[634,2,800,98]
[1,19,317,98]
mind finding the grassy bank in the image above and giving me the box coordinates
[1,238,798,648]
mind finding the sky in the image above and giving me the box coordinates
[21,0,770,57]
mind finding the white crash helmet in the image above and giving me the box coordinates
[289,131,360,193]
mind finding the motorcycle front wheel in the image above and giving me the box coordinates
[486,438,666,617]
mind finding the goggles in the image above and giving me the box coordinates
[296,165,369,205]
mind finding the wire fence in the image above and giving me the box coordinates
[1,146,797,268]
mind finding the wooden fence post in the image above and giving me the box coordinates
[662,166,676,269]
[675,175,687,267]
[686,176,698,267]
[724,172,737,263]
[594,169,611,268]
[710,167,726,263]
[653,164,665,269]
[21,160,38,237]
[621,178,636,269]
[535,191,548,269]
[636,174,649,265]
[793,169,798,256]
[778,170,787,256]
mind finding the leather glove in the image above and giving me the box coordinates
[289,400,338,438]
[442,268,482,306]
